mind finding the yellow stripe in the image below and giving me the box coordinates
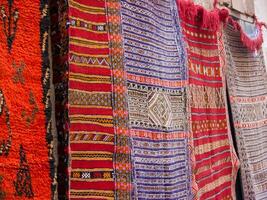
[71,36,108,45]
[71,189,114,194]
[70,105,112,109]
[70,0,105,14]
[69,61,110,69]
[71,141,114,145]
[69,89,111,95]
[70,16,106,26]
[71,26,107,34]
[71,178,113,182]
[70,41,108,49]
[71,157,112,161]
[72,168,113,172]
[70,73,110,78]
[69,77,111,84]
[195,139,229,155]
[71,151,113,154]
[70,195,114,200]
[70,50,109,58]
[70,120,113,127]
[70,130,114,136]
[70,115,113,119]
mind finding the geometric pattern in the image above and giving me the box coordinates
[179,2,239,199]
[121,0,191,199]
[224,24,267,200]
[69,1,115,199]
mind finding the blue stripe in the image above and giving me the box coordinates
[134,146,185,151]
[122,12,173,34]
[127,81,184,91]
[135,160,185,166]
[122,22,176,43]
[124,36,179,54]
[138,197,187,200]
[137,179,186,187]
[124,29,177,48]
[135,166,186,173]
[137,173,186,180]
[127,71,182,81]
[126,63,182,75]
[124,49,180,65]
[133,137,185,143]
[124,39,181,57]
[134,153,185,159]
[137,189,186,195]
[122,1,172,22]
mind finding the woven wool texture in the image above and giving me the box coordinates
[121,0,192,199]
[179,3,239,199]
[68,0,118,199]
[224,25,267,200]
[0,0,56,199]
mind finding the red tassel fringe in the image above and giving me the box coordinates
[177,0,266,51]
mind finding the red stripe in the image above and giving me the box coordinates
[71,181,115,190]
[69,7,106,23]
[71,160,113,169]
[70,64,111,76]
[194,129,228,138]
[70,198,107,200]
[69,44,109,55]
[194,134,229,146]
[191,108,226,113]
[71,143,114,152]
[195,145,231,162]
[191,114,226,121]
[189,78,223,87]
[70,123,114,134]
[189,57,219,67]
[70,27,108,42]
[198,167,232,188]
[200,181,232,200]
[182,21,217,38]
[71,0,105,8]
[69,107,113,116]
[196,151,231,169]
[189,70,222,82]
[69,80,111,92]
[196,161,233,180]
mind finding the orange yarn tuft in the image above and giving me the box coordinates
[0,0,53,199]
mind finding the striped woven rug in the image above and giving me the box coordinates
[178,1,239,199]
[121,0,192,199]
[224,24,267,200]
[0,0,56,199]
[69,0,115,199]
[69,0,132,199]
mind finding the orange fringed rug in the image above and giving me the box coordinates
[0,0,56,199]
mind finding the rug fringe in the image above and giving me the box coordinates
[177,0,266,51]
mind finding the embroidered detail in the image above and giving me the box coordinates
[0,176,6,200]
[71,171,113,179]
[0,90,12,156]
[12,60,25,84]
[13,145,34,198]
[0,0,19,52]
[21,91,39,126]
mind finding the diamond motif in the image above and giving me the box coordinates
[148,93,172,127]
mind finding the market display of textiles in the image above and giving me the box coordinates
[1,0,267,199]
